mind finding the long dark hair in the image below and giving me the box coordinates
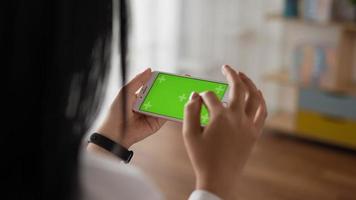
[3,0,127,199]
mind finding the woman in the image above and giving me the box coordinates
[4,0,267,199]
[85,66,267,200]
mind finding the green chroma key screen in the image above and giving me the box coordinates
[139,72,228,125]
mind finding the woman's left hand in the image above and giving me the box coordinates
[94,68,166,149]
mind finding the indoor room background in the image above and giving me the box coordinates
[90,0,356,199]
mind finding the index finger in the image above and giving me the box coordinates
[222,65,247,112]
[183,92,203,136]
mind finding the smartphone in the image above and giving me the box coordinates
[133,71,229,126]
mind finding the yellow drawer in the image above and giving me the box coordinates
[296,110,356,149]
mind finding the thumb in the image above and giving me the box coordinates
[112,68,152,110]
[183,92,202,137]
[125,68,152,95]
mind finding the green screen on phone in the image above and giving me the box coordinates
[139,72,228,125]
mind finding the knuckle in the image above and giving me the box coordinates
[185,101,197,112]
[236,90,246,101]
[240,84,248,93]
[206,90,215,96]
[232,73,242,84]
[185,102,194,111]
[216,111,226,120]
[254,95,263,105]
[232,81,247,93]
[232,81,240,89]
[212,109,227,120]
[247,92,258,102]
[205,91,215,98]
[202,90,215,97]
[228,103,239,111]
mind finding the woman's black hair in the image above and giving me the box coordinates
[3,0,127,199]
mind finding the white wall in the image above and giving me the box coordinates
[129,0,181,77]
[91,0,348,132]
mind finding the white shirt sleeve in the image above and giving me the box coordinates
[188,190,222,200]
[81,151,162,200]
[81,150,221,200]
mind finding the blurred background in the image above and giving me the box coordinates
[95,0,356,199]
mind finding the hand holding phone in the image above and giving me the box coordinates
[133,71,230,126]
[92,68,167,150]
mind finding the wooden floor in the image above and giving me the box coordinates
[131,122,356,200]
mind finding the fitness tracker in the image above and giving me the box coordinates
[88,133,133,163]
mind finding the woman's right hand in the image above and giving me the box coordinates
[183,65,267,200]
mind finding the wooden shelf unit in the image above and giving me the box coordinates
[266,13,356,32]
[263,13,356,150]
[262,70,356,96]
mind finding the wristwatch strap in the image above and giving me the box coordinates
[88,133,133,163]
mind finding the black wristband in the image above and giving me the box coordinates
[88,133,133,163]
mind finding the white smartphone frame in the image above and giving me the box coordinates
[132,71,230,124]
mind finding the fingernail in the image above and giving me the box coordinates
[199,91,208,97]
[189,92,199,101]
[142,67,151,73]
[221,65,227,75]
